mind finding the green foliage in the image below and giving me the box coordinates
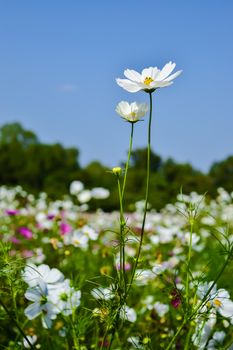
[0,122,233,211]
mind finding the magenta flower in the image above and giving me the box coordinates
[60,222,72,236]
[5,209,19,216]
[10,236,21,244]
[18,227,33,239]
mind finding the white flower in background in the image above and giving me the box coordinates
[63,229,89,249]
[116,62,182,93]
[120,305,137,322]
[91,187,110,199]
[192,313,216,350]
[70,181,84,195]
[77,190,92,203]
[91,286,114,300]
[52,279,81,316]
[128,337,144,349]
[35,212,54,230]
[23,264,64,289]
[153,302,169,317]
[82,224,98,240]
[115,101,148,123]
[135,269,155,286]
[207,331,226,349]
[197,282,233,324]
[23,335,37,348]
[24,284,59,328]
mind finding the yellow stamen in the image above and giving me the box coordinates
[144,76,154,85]
[213,299,222,307]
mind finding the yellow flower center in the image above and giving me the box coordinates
[131,112,136,117]
[144,77,154,85]
[213,299,222,307]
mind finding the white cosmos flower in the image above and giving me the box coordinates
[120,305,137,322]
[24,284,59,328]
[52,279,81,316]
[70,180,84,195]
[23,263,64,289]
[77,190,92,203]
[115,101,148,123]
[116,61,182,93]
[91,187,110,199]
[91,286,114,300]
[197,282,233,324]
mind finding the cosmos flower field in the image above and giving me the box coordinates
[0,184,233,349]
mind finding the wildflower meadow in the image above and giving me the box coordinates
[1,62,233,350]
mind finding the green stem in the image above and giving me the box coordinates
[117,176,125,292]
[185,221,194,306]
[165,320,186,350]
[122,123,134,200]
[127,91,153,295]
[0,299,35,350]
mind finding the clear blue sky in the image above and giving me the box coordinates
[0,0,233,172]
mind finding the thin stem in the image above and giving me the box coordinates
[0,299,35,350]
[165,320,186,350]
[117,176,125,292]
[185,220,194,306]
[122,123,134,200]
[127,92,153,295]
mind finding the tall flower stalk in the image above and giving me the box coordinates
[127,91,153,295]
[105,62,182,348]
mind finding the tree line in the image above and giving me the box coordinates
[0,122,232,211]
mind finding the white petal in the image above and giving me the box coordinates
[152,81,173,88]
[163,70,182,82]
[124,69,142,82]
[116,101,130,116]
[220,300,233,318]
[116,78,141,93]
[47,268,64,284]
[142,67,154,79]
[25,288,41,302]
[24,302,42,319]
[38,264,50,279]
[157,62,176,81]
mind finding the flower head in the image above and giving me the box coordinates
[115,101,148,123]
[116,61,182,93]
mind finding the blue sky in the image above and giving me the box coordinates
[0,0,233,172]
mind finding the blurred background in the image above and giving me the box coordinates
[0,0,233,210]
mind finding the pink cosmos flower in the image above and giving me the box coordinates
[18,227,33,239]
[60,222,72,235]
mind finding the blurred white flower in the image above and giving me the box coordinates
[70,181,84,195]
[77,190,92,203]
[24,284,59,328]
[64,229,89,249]
[115,101,148,123]
[91,187,110,199]
[207,331,226,349]
[197,282,233,324]
[23,335,37,348]
[23,264,64,289]
[52,279,81,316]
[120,305,137,322]
[153,302,169,317]
[192,313,216,350]
[91,286,114,300]
[116,62,182,93]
